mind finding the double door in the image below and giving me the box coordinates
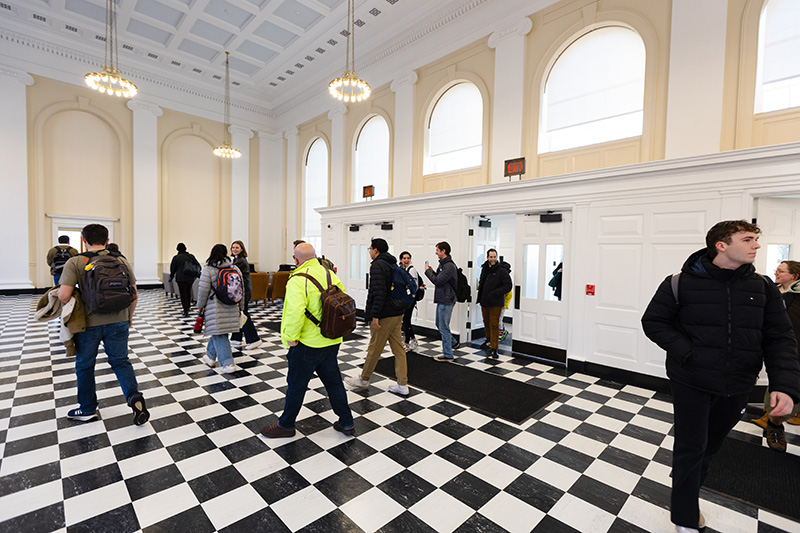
[346,224,394,310]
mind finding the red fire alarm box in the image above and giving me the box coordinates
[586,284,595,296]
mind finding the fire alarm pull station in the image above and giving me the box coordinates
[586,285,595,296]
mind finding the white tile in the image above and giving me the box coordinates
[350,452,404,485]
[60,447,117,478]
[233,449,289,483]
[457,430,504,455]
[408,428,455,453]
[202,484,268,530]
[609,433,660,460]
[156,423,206,447]
[206,424,256,448]
[584,412,628,433]
[132,479,200,528]
[548,492,616,532]
[408,454,462,487]
[467,456,521,489]
[0,445,60,476]
[409,489,474,533]
[525,458,580,492]
[699,499,759,533]
[355,426,404,452]
[117,447,174,478]
[5,419,56,442]
[63,480,132,525]
[617,495,674,533]
[0,479,62,521]
[407,408,449,427]
[269,485,336,532]
[478,491,545,533]
[508,430,556,456]
[583,459,641,494]
[292,451,346,484]
[340,486,405,533]
[558,432,608,458]
[106,422,157,446]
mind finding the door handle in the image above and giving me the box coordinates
[514,285,521,309]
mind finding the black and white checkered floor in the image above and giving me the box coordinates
[1,289,798,533]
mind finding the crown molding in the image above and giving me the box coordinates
[488,17,533,49]
[390,71,418,92]
[126,100,164,117]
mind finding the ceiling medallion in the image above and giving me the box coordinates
[84,0,137,98]
[329,0,370,103]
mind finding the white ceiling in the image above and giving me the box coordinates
[1,0,454,111]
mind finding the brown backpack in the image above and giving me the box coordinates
[294,269,357,339]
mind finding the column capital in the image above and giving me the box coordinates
[284,127,299,139]
[488,17,533,49]
[126,100,163,116]
[0,65,34,86]
[229,125,254,139]
[328,103,348,120]
[257,130,284,142]
[390,71,418,93]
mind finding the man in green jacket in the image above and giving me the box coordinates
[260,243,355,438]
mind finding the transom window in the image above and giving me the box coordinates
[354,115,390,202]
[423,82,483,175]
[303,138,328,252]
[755,0,800,113]
[539,26,646,153]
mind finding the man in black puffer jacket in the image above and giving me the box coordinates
[642,220,800,533]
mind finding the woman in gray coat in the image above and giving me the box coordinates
[197,244,244,373]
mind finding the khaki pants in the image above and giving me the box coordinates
[481,306,503,350]
[362,314,407,385]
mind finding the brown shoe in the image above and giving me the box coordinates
[333,421,355,436]
[765,422,787,452]
[750,412,769,430]
[260,423,296,438]
[786,415,800,426]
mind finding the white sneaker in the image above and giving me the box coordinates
[230,340,242,347]
[675,527,699,533]
[344,376,369,389]
[388,384,409,397]
[219,364,237,374]
[201,355,217,367]
[245,340,263,350]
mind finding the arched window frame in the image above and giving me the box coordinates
[352,113,392,202]
[302,136,329,252]
[754,0,800,114]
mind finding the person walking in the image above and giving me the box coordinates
[47,235,78,286]
[229,240,262,350]
[196,244,244,374]
[169,243,201,317]
[425,241,459,361]
[399,250,423,352]
[477,249,512,359]
[642,220,800,533]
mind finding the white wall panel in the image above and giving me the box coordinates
[596,244,642,311]
[597,215,643,238]
[652,211,707,236]
[594,323,638,360]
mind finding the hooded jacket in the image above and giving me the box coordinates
[477,260,512,308]
[365,252,404,320]
[641,248,800,401]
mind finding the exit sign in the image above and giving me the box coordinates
[362,185,375,199]
[504,157,526,177]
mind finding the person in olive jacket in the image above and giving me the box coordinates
[642,220,800,533]
[476,249,512,358]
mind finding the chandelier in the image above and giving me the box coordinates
[84,0,137,98]
[213,52,241,159]
[329,0,370,103]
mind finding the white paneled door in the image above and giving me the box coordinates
[346,224,393,311]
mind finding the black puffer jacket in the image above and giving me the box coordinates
[477,260,512,307]
[642,248,800,401]
[365,252,403,320]
[169,252,201,283]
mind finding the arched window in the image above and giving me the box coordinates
[303,138,328,251]
[424,82,482,175]
[539,26,646,153]
[755,0,800,113]
[354,116,390,201]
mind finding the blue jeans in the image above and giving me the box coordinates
[73,321,138,413]
[207,334,234,366]
[53,273,61,286]
[231,300,259,344]
[278,343,354,431]
[436,303,456,358]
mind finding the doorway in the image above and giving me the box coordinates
[345,222,395,311]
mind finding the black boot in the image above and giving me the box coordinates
[490,349,498,359]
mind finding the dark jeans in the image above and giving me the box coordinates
[278,342,354,431]
[53,273,61,286]
[74,321,139,413]
[231,299,259,344]
[177,280,193,314]
[402,305,416,342]
[669,380,749,528]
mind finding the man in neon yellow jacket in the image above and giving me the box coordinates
[260,243,355,438]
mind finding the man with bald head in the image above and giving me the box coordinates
[260,242,355,438]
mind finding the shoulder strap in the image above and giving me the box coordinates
[294,271,330,326]
[670,272,681,304]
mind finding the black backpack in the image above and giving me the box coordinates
[52,247,72,274]
[409,266,425,302]
[80,252,135,313]
[386,263,418,313]
[455,267,471,303]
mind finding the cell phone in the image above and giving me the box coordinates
[425,261,430,267]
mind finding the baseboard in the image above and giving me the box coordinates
[511,339,566,364]
[0,287,49,295]
[568,360,671,394]
[137,283,163,290]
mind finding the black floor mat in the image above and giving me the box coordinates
[372,352,562,424]
[703,436,800,522]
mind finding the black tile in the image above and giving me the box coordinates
[59,433,112,459]
[295,414,334,435]
[621,423,666,446]
[597,446,650,476]
[8,408,56,428]
[62,463,123,498]
[652,446,672,467]
[543,444,594,473]
[179,396,218,411]
[385,399,424,417]
[553,403,593,421]
[188,465,248,503]
[490,443,539,471]
[432,418,473,440]
[68,503,140,533]
[429,400,466,418]
[219,507,289,533]
[441,471,500,510]
[296,509,359,533]
[149,412,195,432]
[349,398,385,415]
[251,467,311,504]
[597,405,635,423]
[142,505,215,533]
[326,438,378,466]
[479,420,522,441]
[505,473,563,512]
[527,421,569,443]
[4,430,59,457]
[378,470,436,508]
[0,462,61,498]
[436,441,486,470]
[377,510,438,533]
[569,475,629,515]
[639,406,673,424]
[382,440,431,469]
[166,435,217,462]
[125,464,185,501]
[531,515,581,532]
[631,477,671,510]
[196,413,240,434]
[454,513,508,533]
[385,417,426,439]
[607,517,651,533]
[220,395,259,411]
[574,422,618,445]
[112,434,164,461]
[314,468,373,506]
[0,502,64,533]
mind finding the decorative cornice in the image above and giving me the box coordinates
[229,125,254,139]
[390,71,418,92]
[284,127,299,139]
[0,64,34,86]
[327,104,348,120]
[0,27,274,118]
[257,131,284,142]
[488,17,533,49]
[127,100,163,117]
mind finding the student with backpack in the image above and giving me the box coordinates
[196,244,244,374]
[344,238,413,397]
[169,242,202,317]
[57,224,149,426]
[47,235,78,286]
[229,240,262,351]
[398,250,424,352]
[425,241,460,361]
[260,243,355,438]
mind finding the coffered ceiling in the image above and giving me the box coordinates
[1,0,458,112]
